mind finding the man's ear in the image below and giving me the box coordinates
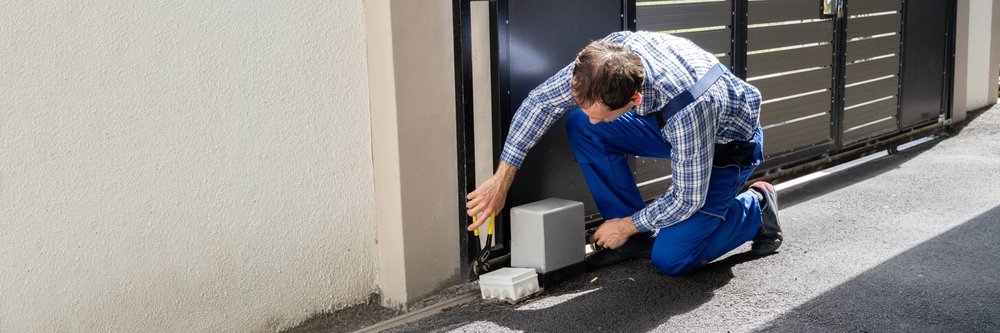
[631,91,643,106]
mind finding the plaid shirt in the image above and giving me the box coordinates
[499,31,762,232]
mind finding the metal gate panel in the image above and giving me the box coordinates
[764,115,830,156]
[748,21,835,51]
[846,34,900,62]
[845,76,898,106]
[748,0,822,24]
[844,97,898,129]
[847,13,902,39]
[754,68,833,101]
[748,0,836,159]
[842,120,896,143]
[636,0,732,64]
[898,0,951,128]
[760,91,832,126]
[747,45,832,77]
[841,3,903,145]
[636,1,731,31]
[846,56,900,83]
[852,0,903,16]
[673,29,731,55]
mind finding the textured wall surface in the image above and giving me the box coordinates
[0,1,376,332]
[966,0,996,109]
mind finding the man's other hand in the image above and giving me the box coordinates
[592,216,640,249]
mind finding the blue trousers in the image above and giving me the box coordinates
[566,109,765,276]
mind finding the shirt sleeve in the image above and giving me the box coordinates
[499,63,578,168]
[631,99,717,232]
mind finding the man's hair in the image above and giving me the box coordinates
[572,40,644,110]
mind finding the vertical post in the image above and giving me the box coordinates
[625,0,636,31]
[490,0,513,254]
[831,0,848,148]
[943,0,958,123]
[625,0,638,175]
[732,0,748,78]
[491,0,510,172]
[453,0,477,281]
[897,0,907,128]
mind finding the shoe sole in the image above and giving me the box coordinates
[751,234,782,255]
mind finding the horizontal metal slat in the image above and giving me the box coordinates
[846,34,900,62]
[844,97,898,129]
[850,0,901,16]
[748,20,834,51]
[633,157,670,183]
[845,76,898,107]
[747,44,833,78]
[749,0,822,24]
[763,115,831,156]
[846,56,899,84]
[847,13,901,38]
[753,67,833,101]
[674,29,732,55]
[636,2,731,31]
[843,119,897,144]
[639,180,670,202]
[760,91,831,126]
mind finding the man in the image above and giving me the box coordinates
[465,31,781,276]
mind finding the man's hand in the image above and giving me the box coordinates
[592,216,640,249]
[466,162,517,231]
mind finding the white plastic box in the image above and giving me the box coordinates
[478,267,540,303]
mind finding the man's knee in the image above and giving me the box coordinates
[650,252,700,276]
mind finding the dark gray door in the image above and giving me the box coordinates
[899,0,952,128]
[501,0,626,223]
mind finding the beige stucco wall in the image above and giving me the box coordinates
[954,0,999,122]
[0,1,376,332]
[965,0,997,110]
[989,0,1000,102]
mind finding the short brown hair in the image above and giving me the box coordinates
[571,40,644,110]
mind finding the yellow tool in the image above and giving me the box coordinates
[472,212,496,273]
[472,212,496,236]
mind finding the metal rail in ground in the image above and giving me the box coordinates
[352,291,480,333]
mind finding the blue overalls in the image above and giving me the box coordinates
[566,65,765,276]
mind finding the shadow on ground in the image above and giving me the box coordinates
[755,204,1000,332]
[390,253,766,332]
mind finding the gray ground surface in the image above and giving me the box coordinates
[289,103,1000,333]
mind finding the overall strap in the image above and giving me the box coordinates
[644,63,727,128]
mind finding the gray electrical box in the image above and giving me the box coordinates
[510,198,585,274]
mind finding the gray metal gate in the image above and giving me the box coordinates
[452,0,956,276]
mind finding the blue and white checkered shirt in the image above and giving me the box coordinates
[499,31,762,232]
